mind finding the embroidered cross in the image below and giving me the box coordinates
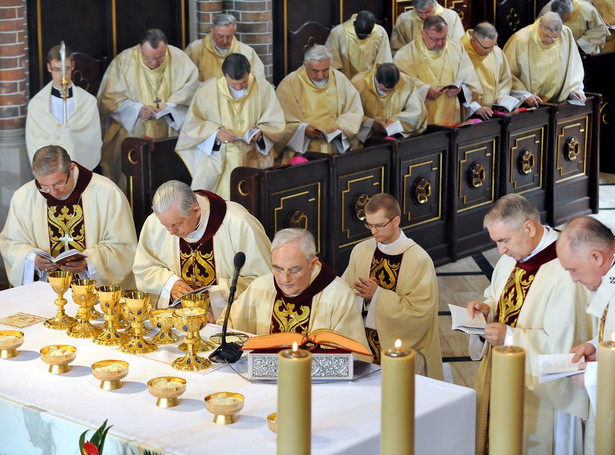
[59,231,74,251]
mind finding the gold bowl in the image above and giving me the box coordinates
[40,344,77,374]
[267,412,277,433]
[204,392,245,425]
[91,359,129,390]
[147,376,187,408]
[0,330,24,358]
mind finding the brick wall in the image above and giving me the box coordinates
[195,0,273,80]
[0,0,28,130]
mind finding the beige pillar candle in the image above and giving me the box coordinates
[490,345,525,455]
[277,342,311,455]
[381,339,415,455]
[596,334,615,454]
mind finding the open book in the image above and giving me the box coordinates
[232,127,261,144]
[316,128,342,143]
[492,95,522,113]
[145,105,174,119]
[241,329,372,356]
[34,249,87,266]
[170,285,210,307]
[538,353,584,383]
[448,303,486,335]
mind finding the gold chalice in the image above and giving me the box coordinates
[172,308,211,371]
[119,291,157,355]
[0,330,24,358]
[93,285,125,346]
[178,293,215,352]
[150,309,179,345]
[267,412,278,433]
[44,270,76,330]
[91,359,129,390]
[147,376,187,408]
[40,344,77,374]
[67,279,102,338]
[205,392,245,425]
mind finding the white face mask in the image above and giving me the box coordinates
[229,86,247,99]
[311,77,328,87]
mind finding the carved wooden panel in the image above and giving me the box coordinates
[494,0,533,47]
[457,140,497,212]
[392,0,472,30]
[554,116,589,183]
[508,129,545,192]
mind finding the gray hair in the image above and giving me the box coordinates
[213,14,237,28]
[32,145,71,176]
[413,0,437,10]
[550,0,573,17]
[540,12,563,33]
[483,194,540,231]
[304,44,332,64]
[152,180,197,217]
[560,216,615,252]
[473,22,498,40]
[424,15,447,32]
[271,228,316,261]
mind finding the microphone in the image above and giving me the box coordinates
[209,251,246,363]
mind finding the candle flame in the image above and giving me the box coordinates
[394,339,402,349]
[292,341,298,352]
[611,332,615,343]
[504,333,514,346]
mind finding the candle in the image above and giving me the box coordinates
[490,345,525,455]
[381,339,415,455]
[277,342,311,455]
[596,333,615,454]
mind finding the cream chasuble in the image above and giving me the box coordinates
[503,21,585,103]
[351,66,427,139]
[539,0,610,54]
[133,194,272,309]
[460,31,512,106]
[175,74,284,200]
[394,38,481,125]
[185,34,265,82]
[26,82,102,170]
[390,4,465,54]
[343,234,443,379]
[589,0,615,51]
[275,66,363,160]
[470,238,590,455]
[223,261,369,351]
[0,167,137,288]
[97,44,199,185]
[325,15,392,80]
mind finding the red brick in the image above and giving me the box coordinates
[234,1,268,11]
[1,0,23,7]
[0,43,25,57]
[239,11,272,22]
[238,22,269,33]
[0,56,20,67]
[198,2,223,12]
[0,81,20,93]
[0,18,21,32]
[240,33,272,45]
[0,117,26,129]
[0,32,19,44]
[0,8,18,20]
[0,68,26,80]
[0,92,26,105]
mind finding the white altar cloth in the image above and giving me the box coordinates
[0,282,475,454]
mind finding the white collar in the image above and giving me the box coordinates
[183,195,210,243]
[521,225,557,262]
[377,229,414,256]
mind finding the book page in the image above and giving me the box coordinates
[317,129,342,143]
[448,304,486,335]
[538,353,582,375]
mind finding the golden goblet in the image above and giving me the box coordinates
[147,376,187,408]
[178,293,215,352]
[172,308,211,371]
[204,392,245,425]
[40,344,77,374]
[119,291,157,355]
[267,412,277,433]
[0,330,24,358]
[150,309,179,345]
[67,279,102,338]
[91,359,129,390]
[93,285,125,346]
[44,270,76,330]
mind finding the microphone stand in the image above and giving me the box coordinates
[209,252,245,363]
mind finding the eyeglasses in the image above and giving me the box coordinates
[38,174,70,193]
[424,33,446,44]
[272,266,304,277]
[49,66,73,73]
[472,36,496,51]
[364,218,394,231]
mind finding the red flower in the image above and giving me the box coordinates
[81,441,100,455]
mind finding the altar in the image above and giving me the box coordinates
[0,282,476,454]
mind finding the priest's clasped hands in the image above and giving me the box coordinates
[34,254,87,274]
[467,300,507,346]
[427,85,461,100]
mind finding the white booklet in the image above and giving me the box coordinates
[538,353,584,383]
[232,127,261,144]
[145,105,174,119]
[34,249,87,266]
[492,95,522,113]
[448,303,486,335]
[317,128,342,143]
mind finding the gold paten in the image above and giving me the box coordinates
[205,392,245,425]
[0,330,24,358]
[91,359,129,390]
[147,376,187,408]
[40,344,76,374]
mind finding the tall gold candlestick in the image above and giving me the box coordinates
[277,342,311,455]
[381,339,415,455]
[596,335,615,454]
[490,345,525,455]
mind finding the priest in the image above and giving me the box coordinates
[0,145,137,288]
[133,180,271,310]
[343,194,441,377]
[325,10,392,80]
[394,16,481,126]
[185,13,265,82]
[222,228,369,351]
[97,29,199,188]
[467,194,589,454]
[503,12,585,107]
[26,44,102,171]
[175,53,285,200]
